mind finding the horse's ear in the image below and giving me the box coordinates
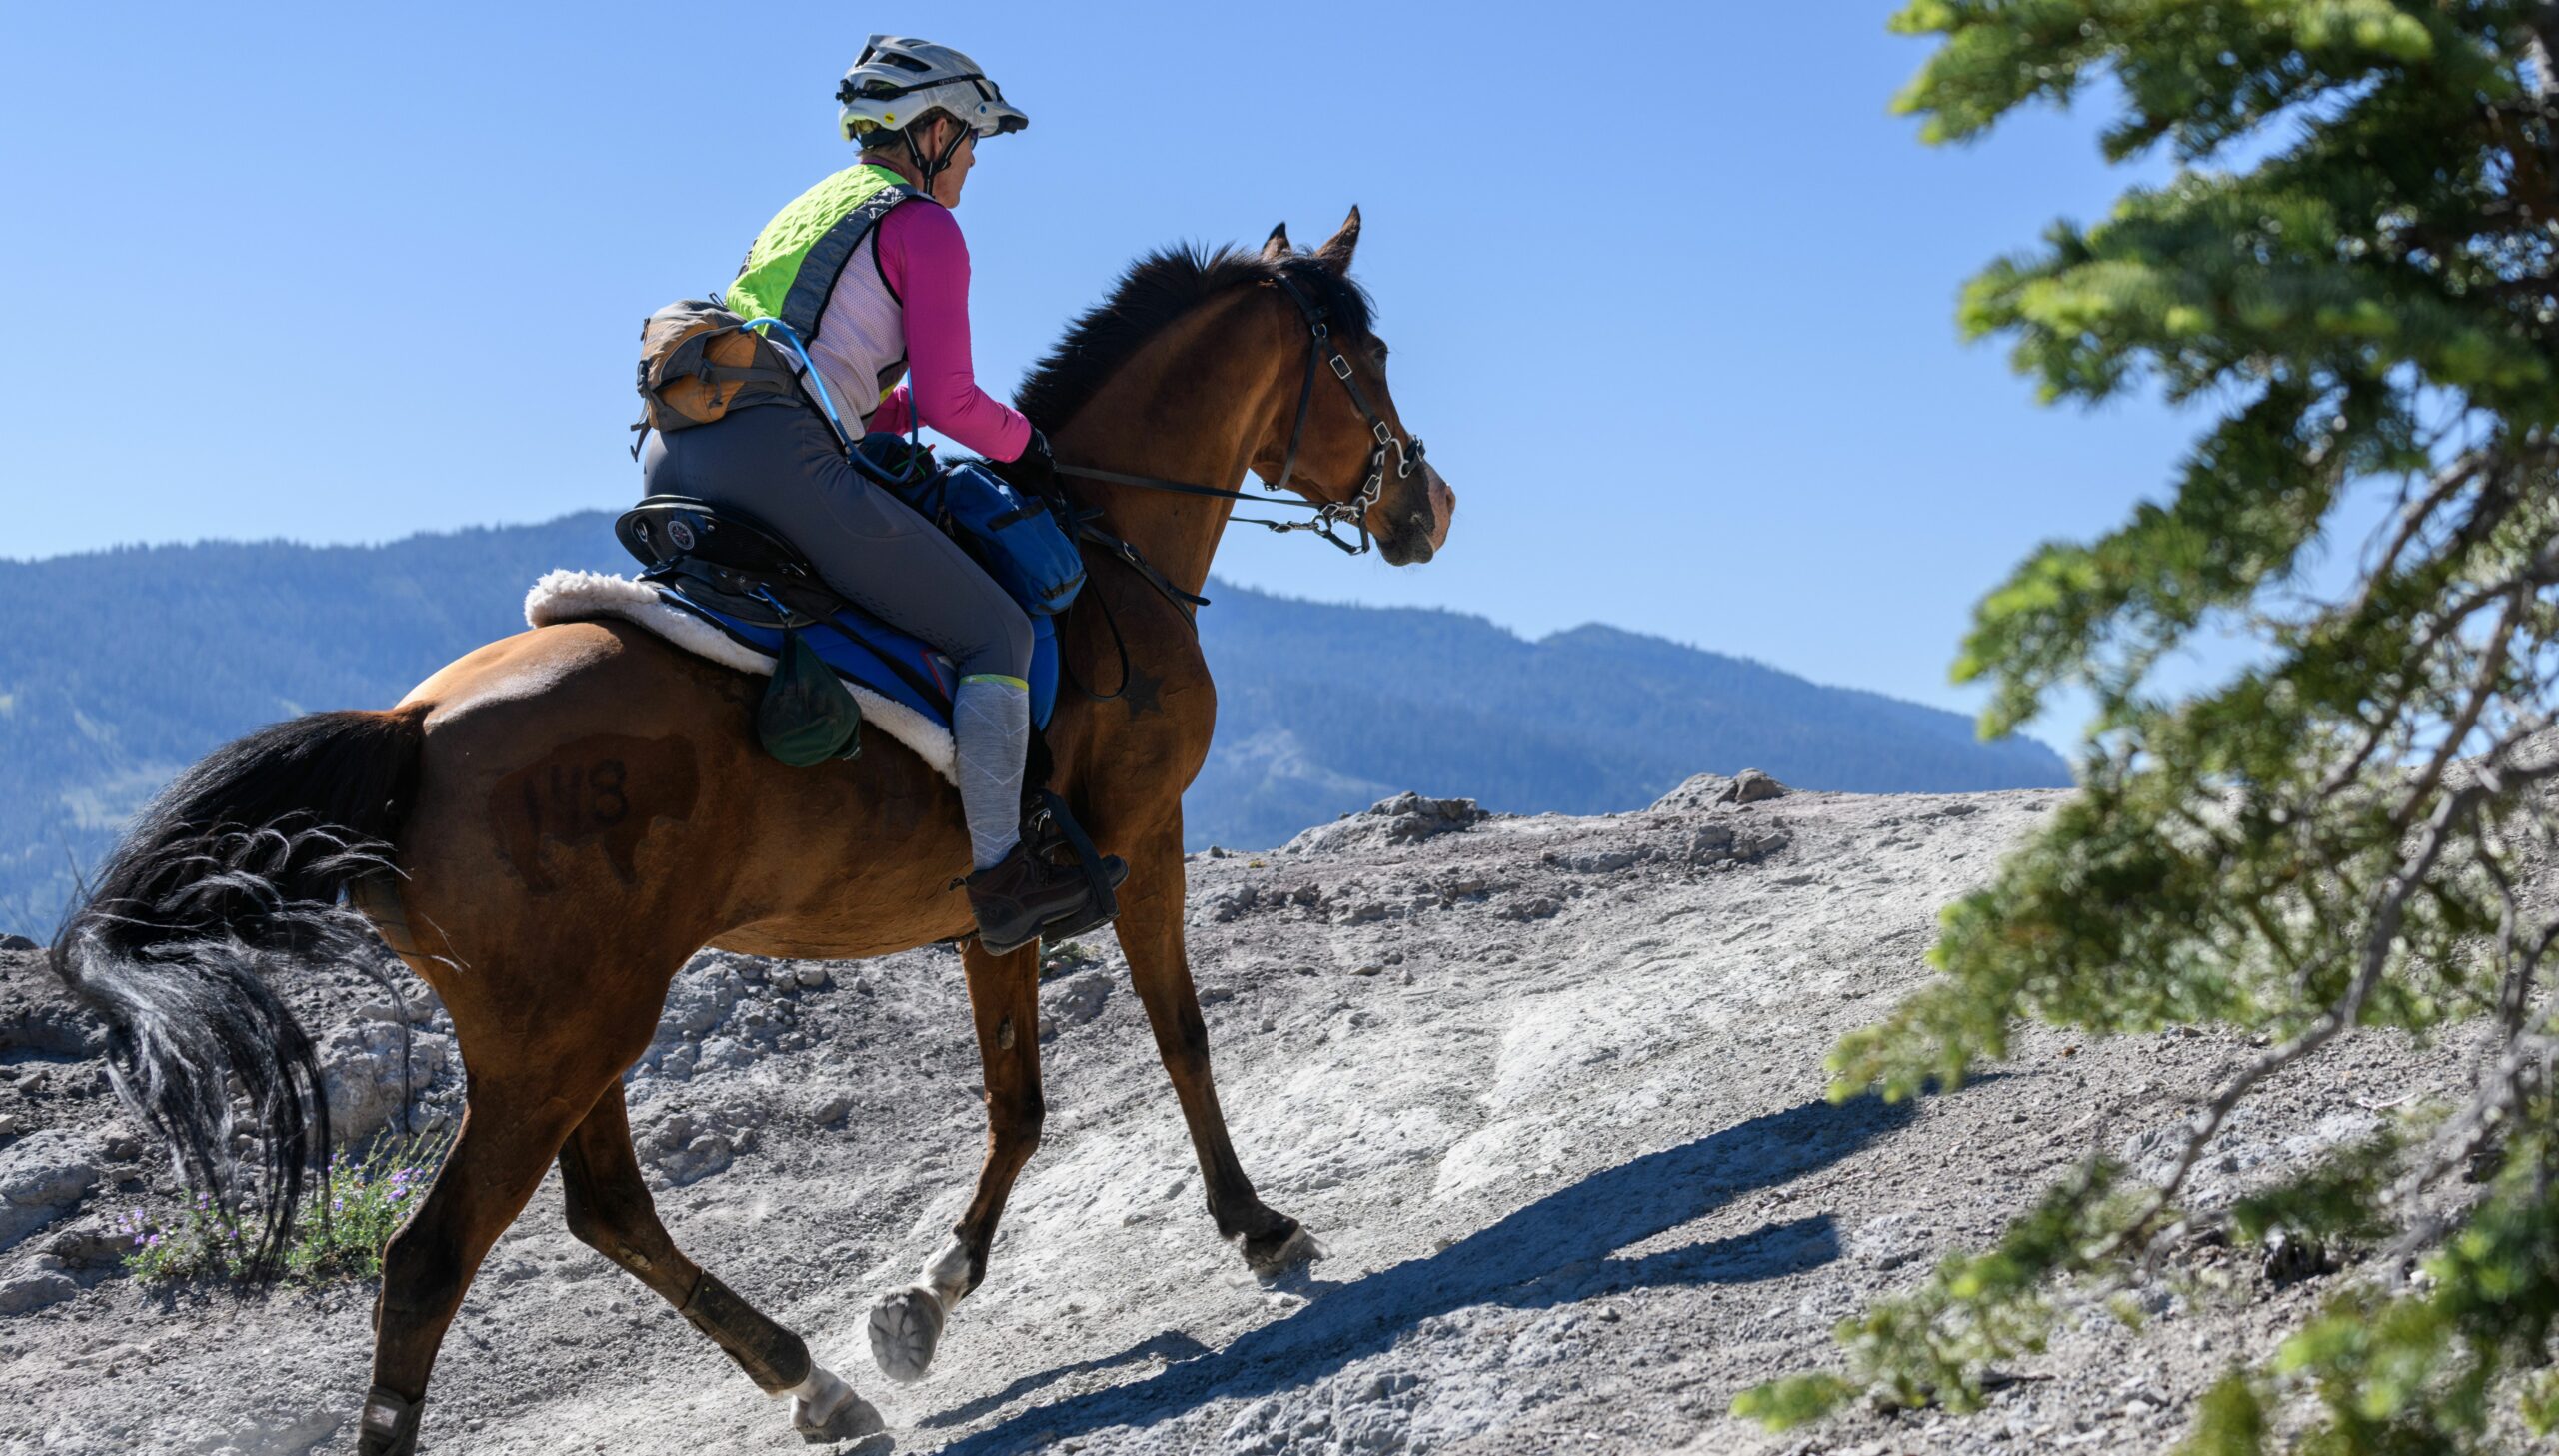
[1313,206,1360,275]
[1262,222,1290,261]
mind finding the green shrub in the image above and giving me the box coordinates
[116,1129,451,1287]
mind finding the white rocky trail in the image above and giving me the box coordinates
[0,777,2477,1454]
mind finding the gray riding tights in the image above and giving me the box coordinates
[643,402,1034,868]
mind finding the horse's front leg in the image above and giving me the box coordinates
[869,936,1044,1383]
[1114,826,1318,1276]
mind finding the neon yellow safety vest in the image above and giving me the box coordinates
[726,163,919,338]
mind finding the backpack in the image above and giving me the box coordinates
[632,300,802,446]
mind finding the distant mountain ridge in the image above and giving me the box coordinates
[0,513,2067,929]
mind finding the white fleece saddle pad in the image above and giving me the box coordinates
[523,570,959,783]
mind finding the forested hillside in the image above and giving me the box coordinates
[0,514,2066,929]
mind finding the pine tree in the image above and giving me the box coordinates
[1737,3,2559,1448]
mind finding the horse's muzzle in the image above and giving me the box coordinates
[1424,470,1455,551]
[1379,464,1454,566]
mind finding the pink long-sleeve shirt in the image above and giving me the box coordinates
[847,199,1033,462]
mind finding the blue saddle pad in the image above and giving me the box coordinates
[655,584,1058,731]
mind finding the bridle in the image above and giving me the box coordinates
[1052,269,1427,560]
[1038,265,1429,703]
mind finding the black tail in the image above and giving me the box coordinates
[51,705,429,1279]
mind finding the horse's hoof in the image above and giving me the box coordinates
[790,1366,885,1443]
[867,1284,948,1384]
[1243,1222,1323,1279]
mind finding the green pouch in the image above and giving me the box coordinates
[756,629,863,767]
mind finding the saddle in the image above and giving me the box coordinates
[617,497,866,764]
[618,496,845,627]
[614,494,1062,734]
[610,493,1115,940]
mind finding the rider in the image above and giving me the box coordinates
[641,35,1118,953]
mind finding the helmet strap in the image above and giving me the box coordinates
[901,128,936,190]
[901,116,971,199]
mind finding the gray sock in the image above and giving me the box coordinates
[953,674,1030,870]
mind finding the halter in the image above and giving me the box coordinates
[1052,269,1428,558]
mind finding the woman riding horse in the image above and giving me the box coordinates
[644,34,1119,954]
[51,63,1452,1452]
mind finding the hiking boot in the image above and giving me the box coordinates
[967,841,1129,956]
[1035,877,1128,946]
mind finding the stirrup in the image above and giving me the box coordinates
[974,855,1126,956]
[1033,864,1130,945]
[1024,790,1120,940]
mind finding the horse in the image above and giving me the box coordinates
[50,208,1453,1453]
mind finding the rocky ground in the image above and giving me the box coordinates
[0,774,2494,1455]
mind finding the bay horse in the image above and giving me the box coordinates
[51,210,1453,1452]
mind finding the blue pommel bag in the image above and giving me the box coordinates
[859,439,1087,617]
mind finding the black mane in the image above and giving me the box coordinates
[1013,244,1374,434]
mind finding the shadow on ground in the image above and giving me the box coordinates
[926,1091,1919,1453]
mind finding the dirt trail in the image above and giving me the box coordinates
[0,778,2475,1454]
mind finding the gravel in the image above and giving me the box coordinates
[0,781,2499,1454]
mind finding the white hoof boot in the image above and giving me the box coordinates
[867,1285,948,1384]
[868,1235,972,1384]
[1246,1224,1325,1280]
[786,1366,884,1444]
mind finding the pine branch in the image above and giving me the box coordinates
[1764,10,2559,1443]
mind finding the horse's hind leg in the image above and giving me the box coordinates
[868,937,1044,1383]
[360,1073,605,1456]
[559,1083,883,1441]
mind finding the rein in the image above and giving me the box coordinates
[1054,272,1427,561]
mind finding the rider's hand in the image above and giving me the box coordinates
[1012,427,1062,501]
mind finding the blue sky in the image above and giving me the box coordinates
[2,1,2234,741]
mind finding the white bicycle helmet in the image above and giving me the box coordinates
[836,36,1029,143]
